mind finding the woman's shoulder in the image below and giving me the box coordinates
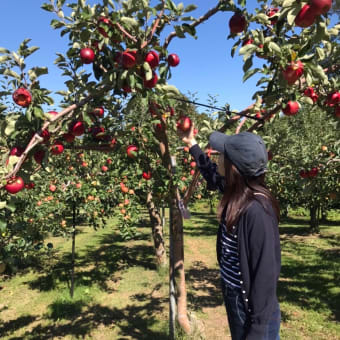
[243,196,276,222]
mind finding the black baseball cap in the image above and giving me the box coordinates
[209,131,268,177]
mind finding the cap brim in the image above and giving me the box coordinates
[209,131,229,154]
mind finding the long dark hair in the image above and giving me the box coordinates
[217,158,280,233]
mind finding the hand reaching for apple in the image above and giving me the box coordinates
[178,122,197,148]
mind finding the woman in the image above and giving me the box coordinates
[180,127,281,340]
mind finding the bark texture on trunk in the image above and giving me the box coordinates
[146,191,167,266]
[169,192,191,334]
[153,124,191,334]
[310,205,320,233]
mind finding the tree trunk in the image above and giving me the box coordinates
[146,191,167,266]
[70,201,76,298]
[309,205,320,233]
[169,190,191,334]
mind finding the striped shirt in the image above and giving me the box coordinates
[219,223,242,289]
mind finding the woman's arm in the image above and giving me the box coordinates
[180,124,225,193]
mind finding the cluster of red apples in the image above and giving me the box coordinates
[299,167,319,179]
[78,16,180,91]
[229,0,332,34]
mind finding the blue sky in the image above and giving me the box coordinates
[0,1,284,112]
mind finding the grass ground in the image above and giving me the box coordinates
[0,202,339,339]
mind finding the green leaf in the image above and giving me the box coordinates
[143,62,152,81]
[287,7,300,26]
[300,96,314,105]
[243,68,261,82]
[182,23,196,37]
[0,219,7,231]
[315,47,325,61]
[0,202,6,210]
[5,202,16,212]
[184,4,197,12]
[166,0,177,11]
[268,42,281,56]
[3,69,21,80]
[120,17,139,29]
[0,55,11,64]
[243,57,253,73]
[33,106,45,120]
[41,3,54,12]
[80,29,91,42]
[0,47,10,54]
[174,25,186,38]
[51,19,64,29]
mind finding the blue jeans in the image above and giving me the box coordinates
[221,283,280,340]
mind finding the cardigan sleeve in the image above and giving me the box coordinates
[189,144,225,193]
[244,203,280,340]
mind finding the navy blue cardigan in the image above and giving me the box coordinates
[190,144,281,340]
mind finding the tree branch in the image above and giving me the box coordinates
[163,2,222,50]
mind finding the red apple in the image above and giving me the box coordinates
[106,158,112,165]
[97,16,112,37]
[282,61,304,85]
[144,72,158,89]
[177,116,192,132]
[80,48,95,64]
[325,91,340,107]
[335,106,340,118]
[91,126,105,139]
[12,88,32,107]
[9,146,24,157]
[40,129,50,144]
[121,51,137,69]
[122,85,132,93]
[229,13,247,34]
[309,0,332,15]
[303,87,318,103]
[267,150,273,161]
[309,167,319,177]
[63,132,75,143]
[295,4,316,28]
[168,107,175,116]
[142,171,152,180]
[126,145,138,159]
[49,184,56,192]
[145,50,159,69]
[267,7,279,24]
[5,176,24,194]
[82,161,88,167]
[25,182,35,189]
[92,107,104,117]
[50,141,64,155]
[282,101,300,116]
[101,165,108,172]
[242,38,254,46]
[190,169,195,176]
[149,102,160,117]
[154,123,164,132]
[69,121,85,136]
[168,53,180,67]
[34,150,45,164]
[299,170,308,178]
[190,161,196,168]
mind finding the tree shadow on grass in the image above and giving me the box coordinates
[26,230,157,293]
[7,287,168,340]
[278,238,340,323]
[186,261,223,311]
[0,315,37,338]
